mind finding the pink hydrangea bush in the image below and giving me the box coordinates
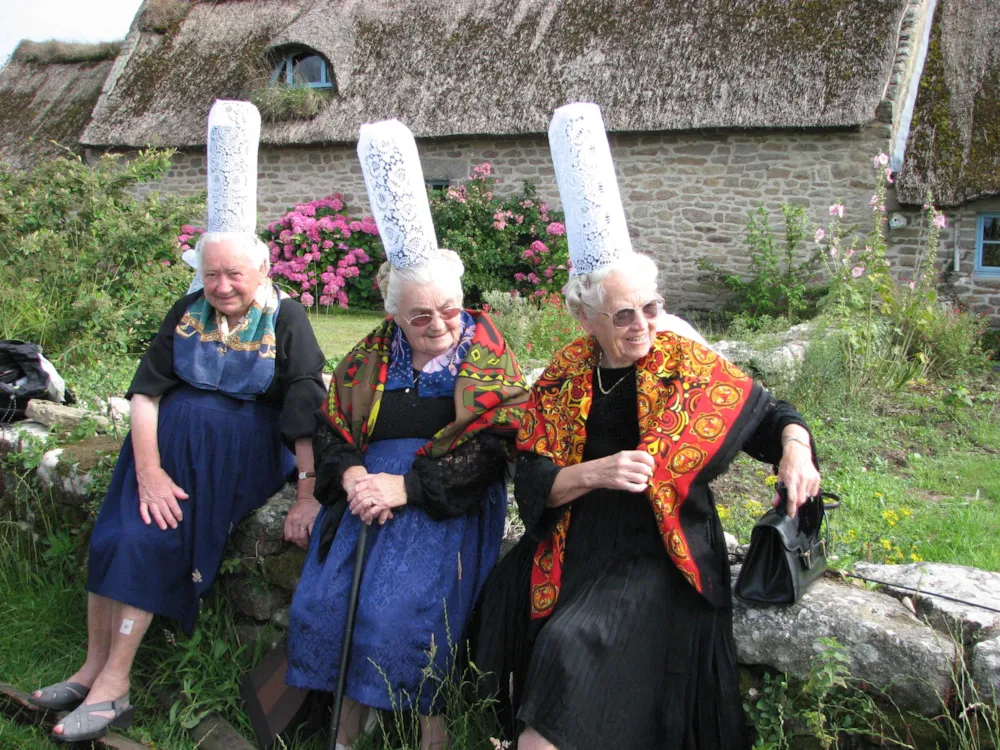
[429,163,570,304]
[261,195,384,310]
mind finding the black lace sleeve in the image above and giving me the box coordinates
[313,416,364,506]
[404,433,511,520]
[741,396,815,467]
[513,452,569,542]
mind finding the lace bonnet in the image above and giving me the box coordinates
[183,100,262,292]
[357,119,438,269]
[548,102,633,276]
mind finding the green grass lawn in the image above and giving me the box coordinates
[307,308,385,367]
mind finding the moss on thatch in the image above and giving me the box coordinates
[251,85,330,122]
[897,0,1000,207]
[138,0,191,34]
[12,40,122,65]
[0,54,114,169]
[82,0,913,149]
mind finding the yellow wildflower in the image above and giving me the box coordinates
[882,509,900,527]
[764,475,778,488]
[879,538,893,551]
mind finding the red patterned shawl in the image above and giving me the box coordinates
[516,332,755,619]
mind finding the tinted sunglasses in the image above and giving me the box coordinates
[598,298,663,328]
[404,307,462,327]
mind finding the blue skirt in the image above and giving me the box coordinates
[87,385,296,634]
[286,438,507,714]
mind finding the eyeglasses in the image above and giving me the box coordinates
[403,307,462,327]
[597,298,663,328]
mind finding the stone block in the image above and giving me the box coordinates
[25,401,109,431]
[233,485,296,557]
[853,562,1000,641]
[972,634,1000,698]
[262,547,307,591]
[223,576,291,622]
[732,569,957,715]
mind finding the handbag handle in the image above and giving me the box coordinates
[774,485,841,515]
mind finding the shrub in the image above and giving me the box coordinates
[430,165,570,305]
[250,85,330,123]
[698,202,823,326]
[481,290,581,366]
[0,150,203,362]
[259,195,385,310]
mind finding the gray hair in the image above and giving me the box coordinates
[378,248,465,315]
[195,231,271,275]
[562,252,660,322]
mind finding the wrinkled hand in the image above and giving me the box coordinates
[349,473,405,525]
[591,450,655,493]
[284,496,321,549]
[342,465,369,497]
[137,466,189,530]
[775,442,821,518]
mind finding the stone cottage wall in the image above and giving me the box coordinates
[124,121,998,320]
[886,194,1000,325]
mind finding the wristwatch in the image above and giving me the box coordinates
[298,471,316,480]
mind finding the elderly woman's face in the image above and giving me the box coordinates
[396,280,463,362]
[201,241,264,319]
[580,271,660,366]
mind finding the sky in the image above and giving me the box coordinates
[0,0,143,66]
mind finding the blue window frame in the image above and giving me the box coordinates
[270,50,334,90]
[975,214,1000,276]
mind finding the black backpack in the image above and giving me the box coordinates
[0,340,74,424]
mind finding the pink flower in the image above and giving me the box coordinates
[830,247,838,259]
[869,195,878,207]
[874,153,889,167]
[933,213,947,229]
[527,273,541,285]
[885,168,894,184]
[829,203,845,218]
[546,222,566,236]
[301,292,314,306]
[530,240,548,254]
[814,228,826,243]
[471,162,492,179]
[908,281,916,290]
[851,266,865,278]
[161,260,171,266]
[521,248,535,260]
[514,272,526,282]
[493,220,507,231]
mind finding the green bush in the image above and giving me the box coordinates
[0,150,204,362]
[698,203,824,326]
[430,164,570,306]
[250,85,330,122]
[481,290,581,367]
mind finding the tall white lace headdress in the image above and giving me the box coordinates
[357,119,438,268]
[548,102,632,276]
[185,99,262,293]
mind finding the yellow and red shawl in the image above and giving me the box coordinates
[323,310,529,458]
[517,332,757,619]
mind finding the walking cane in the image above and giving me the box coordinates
[327,522,369,750]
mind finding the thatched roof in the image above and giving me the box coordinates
[83,0,912,148]
[0,42,118,169]
[897,0,1000,207]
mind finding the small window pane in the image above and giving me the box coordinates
[983,217,1000,242]
[983,242,1000,268]
[292,55,325,84]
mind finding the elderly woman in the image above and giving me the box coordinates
[474,104,821,750]
[31,232,326,741]
[286,249,527,749]
[30,101,327,743]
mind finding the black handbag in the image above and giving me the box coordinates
[734,486,840,606]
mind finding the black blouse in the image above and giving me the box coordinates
[313,372,510,520]
[127,290,327,446]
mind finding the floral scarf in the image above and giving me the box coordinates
[385,311,477,398]
[517,332,759,619]
[324,310,529,458]
[173,281,284,400]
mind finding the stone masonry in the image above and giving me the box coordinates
[126,122,999,321]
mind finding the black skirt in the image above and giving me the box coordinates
[474,367,750,750]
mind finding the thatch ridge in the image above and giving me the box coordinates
[896,0,1000,207]
[0,53,114,169]
[82,0,912,149]
[12,40,122,65]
